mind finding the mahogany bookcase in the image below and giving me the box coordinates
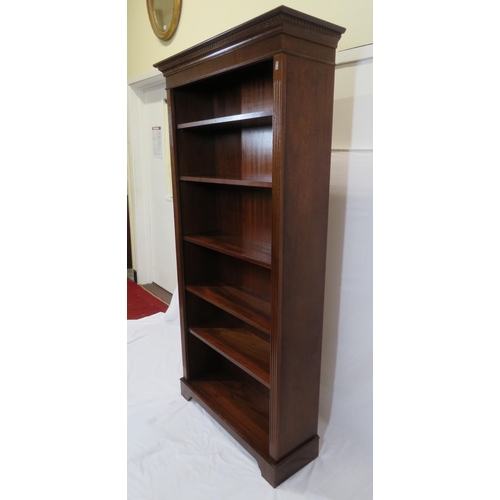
[154,6,345,487]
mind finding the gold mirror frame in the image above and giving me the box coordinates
[147,0,182,41]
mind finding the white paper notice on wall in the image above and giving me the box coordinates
[152,126,163,159]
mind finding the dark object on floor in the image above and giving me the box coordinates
[127,279,168,320]
[142,283,173,305]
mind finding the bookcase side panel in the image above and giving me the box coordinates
[166,88,191,379]
[272,54,336,459]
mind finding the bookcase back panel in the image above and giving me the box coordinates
[177,182,218,235]
[240,62,273,113]
[177,126,272,181]
[177,131,218,178]
[183,242,271,300]
[240,127,272,181]
[179,183,272,245]
[213,131,242,177]
[217,187,271,244]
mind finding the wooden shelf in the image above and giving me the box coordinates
[186,283,271,334]
[180,176,272,188]
[185,375,270,458]
[177,110,273,130]
[184,233,271,268]
[190,327,270,387]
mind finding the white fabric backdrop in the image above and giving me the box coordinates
[128,150,372,498]
[128,313,370,499]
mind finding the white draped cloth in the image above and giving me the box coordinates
[127,287,372,499]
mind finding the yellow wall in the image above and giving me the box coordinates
[128,0,372,79]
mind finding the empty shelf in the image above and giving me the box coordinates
[186,283,271,334]
[184,234,271,268]
[177,110,273,130]
[190,327,270,387]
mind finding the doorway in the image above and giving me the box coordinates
[128,72,177,295]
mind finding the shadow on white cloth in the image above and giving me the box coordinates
[127,286,372,499]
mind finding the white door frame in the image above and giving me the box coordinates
[127,70,166,284]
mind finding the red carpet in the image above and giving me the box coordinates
[127,279,168,319]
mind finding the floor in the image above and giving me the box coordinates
[127,269,173,305]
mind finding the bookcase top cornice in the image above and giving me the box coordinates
[154,6,346,77]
